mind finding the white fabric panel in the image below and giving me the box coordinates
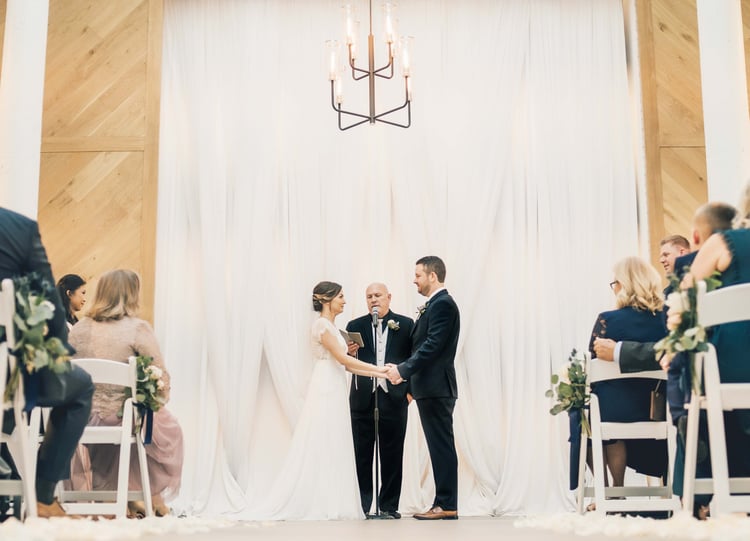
[156,0,641,516]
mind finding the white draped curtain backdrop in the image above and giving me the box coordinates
[156,0,643,516]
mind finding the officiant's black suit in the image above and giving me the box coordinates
[397,289,460,512]
[347,310,413,515]
[0,207,94,501]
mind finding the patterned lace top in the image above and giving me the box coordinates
[68,316,171,417]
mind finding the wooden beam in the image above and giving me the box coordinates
[41,136,145,153]
[637,0,665,266]
[139,0,163,324]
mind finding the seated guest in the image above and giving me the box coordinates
[0,207,94,518]
[56,274,87,328]
[658,235,690,282]
[672,202,737,280]
[581,257,668,494]
[662,191,750,516]
[68,269,183,517]
[596,201,738,518]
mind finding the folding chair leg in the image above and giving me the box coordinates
[576,426,588,514]
[682,397,701,514]
[136,437,153,517]
[7,409,37,518]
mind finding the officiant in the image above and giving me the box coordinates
[346,283,414,519]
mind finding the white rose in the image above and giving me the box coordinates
[147,365,163,379]
[665,291,686,312]
[157,380,165,389]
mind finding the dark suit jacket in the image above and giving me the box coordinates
[664,251,697,296]
[0,207,71,351]
[619,340,660,373]
[398,289,459,400]
[347,310,414,412]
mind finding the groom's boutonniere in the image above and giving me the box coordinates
[387,319,399,331]
[416,304,426,319]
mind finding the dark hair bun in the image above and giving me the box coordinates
[312,297,323,312]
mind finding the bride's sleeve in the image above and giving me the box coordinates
[311,318,328,341]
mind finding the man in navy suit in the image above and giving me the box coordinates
[386,256,460,520]
[0,207,94,518]
[346,283,413,518]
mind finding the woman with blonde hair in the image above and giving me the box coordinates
[68,269,183,517]
[571,257,669,505]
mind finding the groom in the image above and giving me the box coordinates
[385,256,460,520]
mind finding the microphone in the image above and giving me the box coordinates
[371,306,379,326]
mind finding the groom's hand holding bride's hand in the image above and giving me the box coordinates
[385,363,404,385]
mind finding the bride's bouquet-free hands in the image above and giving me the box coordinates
[384,363,403,384]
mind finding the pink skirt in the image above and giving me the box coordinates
[69,407,183,501]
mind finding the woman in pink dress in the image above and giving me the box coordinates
[68,269,183,517]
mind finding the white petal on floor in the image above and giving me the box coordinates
[0,515,240,541]
[515,512,750,540]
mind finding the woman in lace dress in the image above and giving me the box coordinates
[68,269,183,517]
[257,281,389,520]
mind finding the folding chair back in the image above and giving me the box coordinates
[0,278,39,519]
[57,357,153,518]
[683,281,750,515]
[577,359,680,514]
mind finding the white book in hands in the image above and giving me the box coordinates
[340,330,364,347]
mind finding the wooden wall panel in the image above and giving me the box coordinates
[660,147,707,240]
[38,0,162,323]
[43,0,147,138]
[38,151,144,281]
[640,0,708,266]
[651,0,704,147]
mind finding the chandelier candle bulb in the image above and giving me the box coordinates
[344,4,356,44]
[383,3,396,43]
[400,36,413,77]
[325,40,340,81]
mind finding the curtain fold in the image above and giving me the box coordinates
[156,0,642,516]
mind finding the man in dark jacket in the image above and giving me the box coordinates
[346,283,413,518]
[386,256,460,520]
[0,207,94,518]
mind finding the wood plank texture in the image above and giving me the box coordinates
[660,147,708,239]
[637,0,666,266]
[651,0,705,147]
[38,0,161,323]
[640,0,709,261]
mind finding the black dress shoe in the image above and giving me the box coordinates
[382,510,401,519]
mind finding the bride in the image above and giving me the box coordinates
[258,281,389,520]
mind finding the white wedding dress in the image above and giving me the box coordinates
[256,317,365,520]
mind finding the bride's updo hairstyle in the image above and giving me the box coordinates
[612,257,664,314]
[312,281,342,312]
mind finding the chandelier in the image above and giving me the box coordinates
[326,1,413,130]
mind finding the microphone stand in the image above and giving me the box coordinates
[367,314,394,520]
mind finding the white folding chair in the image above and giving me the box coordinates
[576,359,680,515]
[57,357,153,518]
[682,281,750,516]
[0,278,40,519]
